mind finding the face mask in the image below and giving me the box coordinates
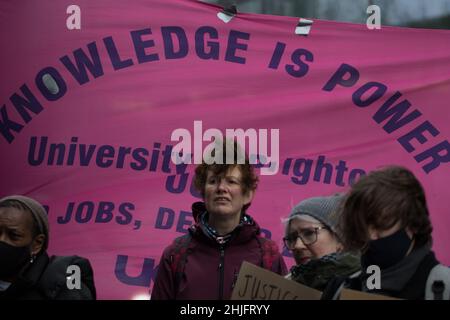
[361,228,413,270]
[0,241,31,280]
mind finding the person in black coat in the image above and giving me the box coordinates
[0,195,96,300]
[323,166,449,300]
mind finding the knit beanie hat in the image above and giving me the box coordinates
[0,195,49,250]
[289,193,345,233]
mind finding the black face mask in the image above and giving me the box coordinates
[0,241,31,280]
[361,228,413,270]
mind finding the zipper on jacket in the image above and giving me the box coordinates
[218,246,225,300]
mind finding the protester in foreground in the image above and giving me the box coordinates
[325,166,450,300]
[152,141,287,299]
[0,195,96,300]
[283,194,360,291]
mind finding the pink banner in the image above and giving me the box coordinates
[1,0,449,299]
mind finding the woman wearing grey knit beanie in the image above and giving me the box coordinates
[283,193,360,293]
[0,195,96,300]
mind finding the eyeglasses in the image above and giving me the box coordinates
[283,226,328,249]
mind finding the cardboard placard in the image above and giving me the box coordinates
[231,261,322,300]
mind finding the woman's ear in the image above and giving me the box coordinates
[243,190,254,205]
[31,234,46,256]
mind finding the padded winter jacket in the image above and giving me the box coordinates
[0,252,96,300]
[151,203,287,300]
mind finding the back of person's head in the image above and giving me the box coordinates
[338,166,432,251]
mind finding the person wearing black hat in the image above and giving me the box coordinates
[0,195,96,300]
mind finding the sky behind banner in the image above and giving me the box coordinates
[0,0,449,299]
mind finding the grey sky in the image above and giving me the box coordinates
[203,0,450,26]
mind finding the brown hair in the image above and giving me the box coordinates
[338,166,432,251]
[194,140,258,211]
